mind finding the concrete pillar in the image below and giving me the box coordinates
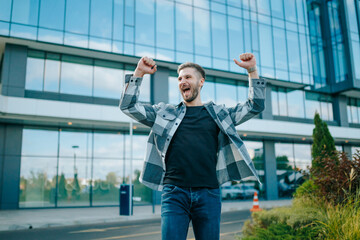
[263,140,278,200]
[151,67,170,104]
[261,83,273,120]
[1,44,28,97]
[0,125,23,209]
[333,95,349,127]
[343,145,352,159]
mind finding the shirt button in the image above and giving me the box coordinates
[257,81,260,84]
[163,115,166,117]
[261,82,264,85]
[175,123,178,125]
[167,138,170,141]
[131,80,133,82]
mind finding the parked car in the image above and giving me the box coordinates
[221,186,242,200]
[221,185,258,200]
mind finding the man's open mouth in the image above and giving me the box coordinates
[183,87,191,94]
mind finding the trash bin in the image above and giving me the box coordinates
[120,184,133,216]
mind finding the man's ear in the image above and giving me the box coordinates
[200,78,205,88]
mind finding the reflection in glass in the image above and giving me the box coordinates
[176,3,193,53]
[44,56,60,92]
[92,132,123,205]
[228,17,244,62]
[93,64,123,99]
[136,0,155,46]
[65,0,90,35]
[25,57,44,91]
[216,79,237,107]
[271,90,279,115]
[38,28,63,44]
[22,129,58,156]
[287,31,301,73]
[168,76,181,104]
[259,24,274,69]
[90,0,112,38]
[10,23,37,40]
[113,0,124,41]
[19,157,57,208]
[273,27,288,71]
[11,0,39,25]
[201,79,215,103]
[243,141,265,198]
[305,92,320,119]
[211,12,228,59]
[194,8,211,56]
[0,0,12,21]
[58,131,92,206]
[237,83,248,104]
[156,0,174,50]
[39,0,65,30]
[60,59,93,96]
[278,88,288,116]
[287,90,305,118]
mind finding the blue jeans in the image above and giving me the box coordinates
[161,184,222,240]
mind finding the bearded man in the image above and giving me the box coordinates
[120,53,266,240]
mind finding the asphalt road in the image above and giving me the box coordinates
[0,210,251,240]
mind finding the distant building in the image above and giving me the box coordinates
[1,0,359,209]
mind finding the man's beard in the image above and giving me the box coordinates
[183,86,199,103]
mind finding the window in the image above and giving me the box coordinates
[39,0,65,30]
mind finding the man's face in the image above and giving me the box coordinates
[178,68,204,103]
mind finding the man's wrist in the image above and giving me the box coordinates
[133,69,145,78]
[247,66,257,73]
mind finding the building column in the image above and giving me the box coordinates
[261,83,273,120]
[264,140,278,200]
[1,44,28,97]
[343,145,352,159]
[333,94,349,127]
[0,124,23,209]
[151,67,170,104]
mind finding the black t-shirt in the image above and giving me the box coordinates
[163,105,220,188]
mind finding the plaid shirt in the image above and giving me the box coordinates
[120,74,267,191]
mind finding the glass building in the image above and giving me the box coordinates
[0,0,359,209]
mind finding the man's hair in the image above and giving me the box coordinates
[177,62,206,80]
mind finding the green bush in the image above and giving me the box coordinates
[294,179,319,199]
[238,200,322,240]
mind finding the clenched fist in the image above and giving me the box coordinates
[134,56,157,78]
[233,53,256,71]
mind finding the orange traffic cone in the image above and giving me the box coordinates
[250,192,262,212]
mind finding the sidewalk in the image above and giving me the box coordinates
[0,199,292,231]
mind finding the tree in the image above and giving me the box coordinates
[58,173,67,200]
[311,112,336,171]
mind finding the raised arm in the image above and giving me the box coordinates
[228,53,266,126]
[119,56,159,127]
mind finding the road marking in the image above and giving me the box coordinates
[221,220,246,225]
[70,224,158,234]
[93,231,161,240]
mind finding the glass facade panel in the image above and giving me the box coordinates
[92,132,123,205]
[19,129,59,208]
[259,24,274,70]
[44,57,60,92]
[273,27,288,74]
[135,0,155,46]
[201,79,215,103]
[168,76,181,105]
[194,8,211,56]
[39,0,65,30]
[25,57,44,91]
[11,0,39,25]
[0,0,12,21]
[287,89,305,118]
[156,0,174,50]
[176,3,193,53]
[216,79,237,107]
[90,0,112,38]
[228,17,244,69]
[65,0,90,35]
[93,63,123,99]
[113,0,124,41]
[211,12,228,60]
[60,59,93,96]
